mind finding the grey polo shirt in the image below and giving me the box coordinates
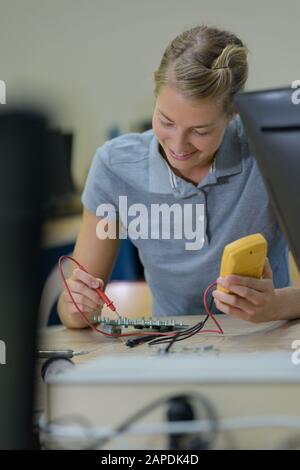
[82,115,290,316]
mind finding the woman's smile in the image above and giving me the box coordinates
[168,147,197,161]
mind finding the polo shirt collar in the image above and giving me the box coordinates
[148,133,174,194]
[214,116,243,179]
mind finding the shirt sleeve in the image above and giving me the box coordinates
[81,141,120,218]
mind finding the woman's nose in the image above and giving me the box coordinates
[171,134,190,154]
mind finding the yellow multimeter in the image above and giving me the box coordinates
[218,233,268,293]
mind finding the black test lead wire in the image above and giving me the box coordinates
[148,294,214,351]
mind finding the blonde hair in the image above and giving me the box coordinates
[154,25,249,115]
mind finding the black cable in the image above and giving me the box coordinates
[125,287,216,350]
[84,391,219,450]
[148,294,214,351]
[165,321,208,350]
[148,317,208,347]
[126,334,164,348]
[149,321,207,348]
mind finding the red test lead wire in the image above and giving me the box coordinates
[202,281,224,335]
[58,255,224,338]
[93,286,122,319]
[59,255,117,314]
[58,255,179,338]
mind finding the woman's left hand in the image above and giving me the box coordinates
[212,258,280,323]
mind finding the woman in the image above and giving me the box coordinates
[58,25,300,328]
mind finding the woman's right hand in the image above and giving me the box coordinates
[59,268,105,328]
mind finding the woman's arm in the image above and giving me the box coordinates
[57,207,120,328]
[274,286,300,321]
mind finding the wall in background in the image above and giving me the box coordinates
[0,0,299,187]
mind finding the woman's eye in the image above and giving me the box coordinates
[194,130,209,136]
[160,120,173,127]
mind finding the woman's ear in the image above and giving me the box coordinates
[227,110,238,123]
[227,101,238,121]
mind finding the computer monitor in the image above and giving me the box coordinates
[235,87,300,272]
[44,130,76,213]
[0,108,47,448]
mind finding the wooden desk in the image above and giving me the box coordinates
[38,314,300,362]
[37,315,300,450]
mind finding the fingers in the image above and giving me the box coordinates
[213,259,276,323]
[213,289,257,316]
[217,273,272,293]
[213,297,256,322]
[67,278,103,306]
[63,268,105,316]
[72,268,104,290]
[216,283,266,306]
[62,291,98,314]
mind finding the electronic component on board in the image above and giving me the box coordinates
[92,316,187,332]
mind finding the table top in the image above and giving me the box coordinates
[38,314,300,364]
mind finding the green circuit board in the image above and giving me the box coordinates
[92,316,187,332]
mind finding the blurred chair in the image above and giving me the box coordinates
[101,281,152,319]
[38,256,71,327]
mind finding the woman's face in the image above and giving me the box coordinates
[152,86,231,177]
